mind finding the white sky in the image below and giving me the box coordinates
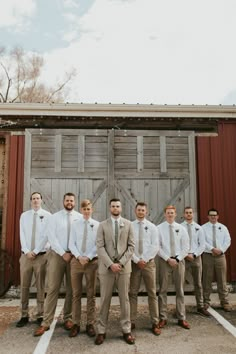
[0,0,236,104]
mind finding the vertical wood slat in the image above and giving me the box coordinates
[55,134,62,172]
[160,136,167,173]
[107,130,115,201]
[78,135,85,172]
[137,136,143,172]
[24,130,32,209]
[188,133,198,218]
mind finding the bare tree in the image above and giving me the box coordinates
[0,46,76,103]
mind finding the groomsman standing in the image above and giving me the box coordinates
[95,198,135,345]
[17,192,51,327]
[157,205,190,330]
[129,202,161,335]
[69,199,99,338]
[202,208,231,312]
[34,193,82,336]
[182,207,210,316]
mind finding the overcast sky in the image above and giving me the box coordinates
[0,0,236,105]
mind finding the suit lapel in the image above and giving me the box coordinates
[107,218,115,246]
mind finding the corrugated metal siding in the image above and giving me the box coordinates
[196,122,236,281]
[5,135,24,285]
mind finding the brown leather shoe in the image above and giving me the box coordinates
[33,325,50,337]
[152,324,161,336]
[178,320,190,329]
[222,304,232,312]
[197,307,211,317]
[86,324,96,337]
[123,333,135,345]
[95,333,106,345]
[64,320,73,330]
[131,323,135,330]
[158,319,167,328]
[69,324,80,337]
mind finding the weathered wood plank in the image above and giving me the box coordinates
[55,134,62,172]
[160,136,167,173]
[108,130,115,201]
[137,136,143,172]
[78,135,85,172]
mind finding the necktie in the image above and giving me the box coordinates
[212,224,217,248]
[115,221,118,257]
[187,223,192,250]
[31,212,37,251]
[81,220,88,253]
[67,213,72,250]
[169,224,176,257]
[138,222,144,256]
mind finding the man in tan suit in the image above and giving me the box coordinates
[95,198,135,345]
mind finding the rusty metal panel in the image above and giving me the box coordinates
[196,122,236,281]
[5,136,25,285]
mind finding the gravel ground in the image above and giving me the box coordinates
[0,295,236,354]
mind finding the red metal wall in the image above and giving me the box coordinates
[5,135,25,285]
[196,122,236,281]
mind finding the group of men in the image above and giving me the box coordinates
[17,192,231,346]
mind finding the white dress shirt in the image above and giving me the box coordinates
[181,221,205,257]
[111,216,122,235]
[132,218,159,263]
[157,221,189,261]
[20,208,51,254]
[69,217,99,259]
[202,221,231,254]
[48,209,82,256]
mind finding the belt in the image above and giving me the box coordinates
[65,251,71,253]
[37,252,46,256]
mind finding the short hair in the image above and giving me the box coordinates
[164,205,176,213]
[30,192,42,200]
[63,192,76,200]
[109,198,121,205]
[184,206,193,211]
[135,202,147,209]
[208,208,219,215]
[80,199,92,208]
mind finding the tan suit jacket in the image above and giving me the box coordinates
[96,217,135,274]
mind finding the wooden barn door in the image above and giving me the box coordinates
[24,128,197,291]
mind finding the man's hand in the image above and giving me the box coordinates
[27,251,36,260]
[212,248,222,256]
[63,252,72,263]
[137,259,146,269]
[78,256,89,266]
[185,254,194,262]
[167,258,178,268]
[110,263,122,273]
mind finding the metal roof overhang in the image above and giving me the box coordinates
[1,103,236,134]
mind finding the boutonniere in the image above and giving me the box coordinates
[90,224,94,230]
[144,226,148,232]
[195,228,199,232]
[39,215,44,222]
[120,222,124,228]
[175,229,179,234]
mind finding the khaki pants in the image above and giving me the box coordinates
[185,256,204,308]
[19,253,47,318]
[42,251,72,327]
[70,257,98,325]
[129,259,159,325]
[202,253,229,306]
[97,272,131,334]
[158,258,186,321]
